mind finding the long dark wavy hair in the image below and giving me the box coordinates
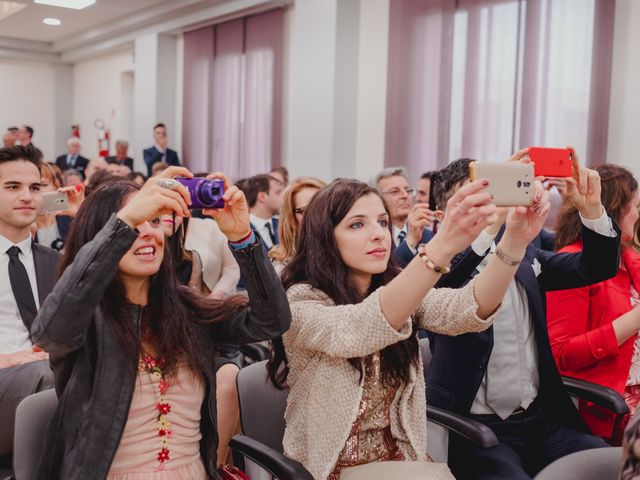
[555,164,638,250]
[61,180,247,376]
[267,179,419,389]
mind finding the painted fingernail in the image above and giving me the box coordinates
[483,180,489,186]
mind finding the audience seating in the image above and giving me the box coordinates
[13,388,57,480]
[233,359,500,479]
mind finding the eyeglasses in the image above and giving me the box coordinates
[380,187,416,198]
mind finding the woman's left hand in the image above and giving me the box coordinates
[504,180,551,247]
[203,173,251,242]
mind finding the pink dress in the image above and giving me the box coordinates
[106,362,207,480]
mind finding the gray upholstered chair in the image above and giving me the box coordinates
[534,446,622,480]
[13,388,57,480]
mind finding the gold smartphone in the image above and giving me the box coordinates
[469,162,534,207]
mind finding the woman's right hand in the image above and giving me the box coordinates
[116,166,193,229]
[429,179,498,258]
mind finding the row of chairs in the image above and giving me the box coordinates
[10,339,628,479]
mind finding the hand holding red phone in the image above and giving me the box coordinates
[563,146,604,219]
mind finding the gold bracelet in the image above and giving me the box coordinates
[417,244,451,274]
[494,245,523,267]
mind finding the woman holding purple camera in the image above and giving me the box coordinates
[30,167,290,479]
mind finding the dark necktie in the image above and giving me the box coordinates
[68,155,76,167]
[7,246,38,330]
[397,230,407,246]
[265,221,277,246]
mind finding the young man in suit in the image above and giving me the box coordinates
[143,123,180,177]
[0,145,58,458]
[105,140,134,170]
[244,174,283,252]
[427,153,619,479]
[372,167,435,267]
[55,137,90,179]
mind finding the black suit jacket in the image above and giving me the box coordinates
[55,155,90,179]
[31,243,59,328]
[143,146,180,177]
[426,224,620,432]
[105,156,134,170]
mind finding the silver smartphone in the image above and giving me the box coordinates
[469,162,535,207]
[42,191,69,212]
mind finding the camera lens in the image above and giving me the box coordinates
[517,181,522,188]
[524,181,531,187]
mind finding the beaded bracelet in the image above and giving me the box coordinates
[417,244,451,274]
[229,230,256,250]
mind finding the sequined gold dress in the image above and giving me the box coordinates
[329,353,404,479]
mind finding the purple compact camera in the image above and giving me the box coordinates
[176,177,225,209]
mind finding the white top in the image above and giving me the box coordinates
[0,233,40,354]
[37,222,59,250]
[250,213,275,250]
[184,218,240,297]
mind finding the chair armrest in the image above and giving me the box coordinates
[562,376,629,415]
[229,435,314,480]
[238,343,270,362]
[426,404,499,448]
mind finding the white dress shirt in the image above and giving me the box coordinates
[469,210,616,417]
[0,233,40,354]
[250,213,276,249]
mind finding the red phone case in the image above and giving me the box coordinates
[529,147,572,177]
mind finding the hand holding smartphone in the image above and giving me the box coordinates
[469,162,534,207]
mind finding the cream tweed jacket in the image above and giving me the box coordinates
[282,278,501,480]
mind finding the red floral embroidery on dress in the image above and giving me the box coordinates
[140,354,172,471]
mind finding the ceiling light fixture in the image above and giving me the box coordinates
[43,17,61,25]
[34,0,96,10]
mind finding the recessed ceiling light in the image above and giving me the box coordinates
[34,0,96,10]
[43,17,61,25]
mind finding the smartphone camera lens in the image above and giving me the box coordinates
[524,181,531,187]
[517,180,522,188]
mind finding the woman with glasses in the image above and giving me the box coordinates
[269,177,326,273]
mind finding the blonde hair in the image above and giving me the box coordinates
[269,177,326,264]
[40,162,63,189]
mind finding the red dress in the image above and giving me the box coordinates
[546,245,640,438]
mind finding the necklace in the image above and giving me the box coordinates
[140,354,172,471]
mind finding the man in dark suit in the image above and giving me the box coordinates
[105,140,134,170]
[143,123,180,177]
[55,137,89,179]
[0,146,58,459]
[372,167,435,267]
[243,174,283,252]
[426,157,619,479]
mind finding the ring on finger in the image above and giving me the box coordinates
[157,178,181,190]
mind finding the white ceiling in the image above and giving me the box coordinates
[0,0,169,43]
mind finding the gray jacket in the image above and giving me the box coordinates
[31,215,291,479]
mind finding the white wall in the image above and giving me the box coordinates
[607,0,640,180]
[73,49,134,161]
[0,59,56,160]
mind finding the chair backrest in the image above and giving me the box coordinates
[13,389,58,480]
[236,360,288,453]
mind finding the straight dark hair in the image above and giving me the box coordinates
[60,180,247,375]
[267,179,419,388]
[555,164,638,249]
[0,145,42,168]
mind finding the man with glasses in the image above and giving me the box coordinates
[372,167,434,267]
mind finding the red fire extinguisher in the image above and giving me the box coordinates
[95,119,110,158]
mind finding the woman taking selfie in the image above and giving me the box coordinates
[31,167,290,479]
[267,177,552,479]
